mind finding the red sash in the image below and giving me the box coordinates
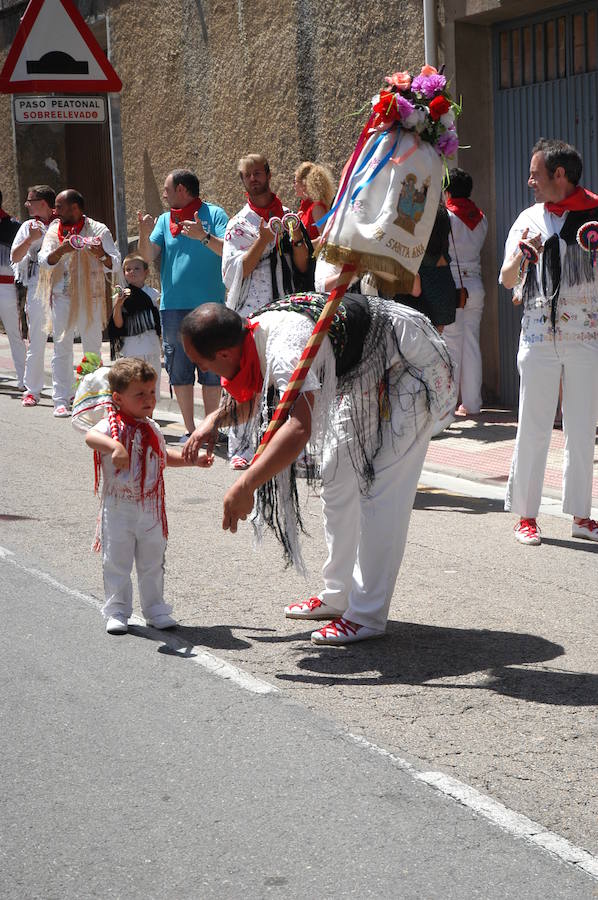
[221,322,263,402]
[170,198,202,237]
[545,186,598,216]
[446,197,483,231]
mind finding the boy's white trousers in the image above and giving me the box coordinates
[101,495,172,621]
[505,338,598,518]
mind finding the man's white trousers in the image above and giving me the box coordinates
[505,338,598,518]
[0,282,26,387]
[51,292,103,407]
[318,407,433,632]
[101,495,173,621]
[23,288,46,398]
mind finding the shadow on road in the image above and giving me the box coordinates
[414,491,505,514]
[128,622,254,652]
[272,621,598,706]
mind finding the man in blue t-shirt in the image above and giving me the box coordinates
[138,169,228,438]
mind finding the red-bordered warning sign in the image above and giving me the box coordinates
[0,0,122,93]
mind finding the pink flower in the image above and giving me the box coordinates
[395,95,416,121]
[420,64,438,77]
[384,70,412,91]
[436,130,459,158]
[412,72,447,98]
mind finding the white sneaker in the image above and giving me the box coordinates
[571,518,598,542]
[284,596,342,620]
[106,613,128,635]
[53,404,70,418]
[145,613,177,629]
[311,617,385,646]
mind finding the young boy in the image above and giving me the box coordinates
[108,255,162,399]
[84,358,213,635]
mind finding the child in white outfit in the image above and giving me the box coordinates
[108,255,162,399]
[84,357,213,635]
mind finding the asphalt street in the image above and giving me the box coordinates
[1,378,598,897]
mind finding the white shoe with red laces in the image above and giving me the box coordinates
[284,596,341,620]
[311,617,385,646]
[572,518,598,542]
[514,518,541,545]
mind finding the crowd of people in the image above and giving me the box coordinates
[1,137,597,643]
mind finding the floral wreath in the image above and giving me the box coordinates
[74,351,103,390]
[370,65,460,161]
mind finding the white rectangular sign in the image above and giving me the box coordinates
[13,95,106,123]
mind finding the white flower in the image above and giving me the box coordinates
[403,107,426,129]
[440,110,455,128]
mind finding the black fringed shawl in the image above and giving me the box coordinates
[522,207,598,329]
[0,216,20,270]
[266,221,316,299]
[107,285,161,360]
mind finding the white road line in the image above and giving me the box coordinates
[0,545,278,696]
[348,733,598,881]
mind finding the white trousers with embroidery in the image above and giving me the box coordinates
[317,398,433,632]
[505,338,598,518]
[51,292,103,407]
[0,282,26,387]
[441,282,484,413]
[101,495,172,621]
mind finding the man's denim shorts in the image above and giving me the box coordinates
[160,308,220,387]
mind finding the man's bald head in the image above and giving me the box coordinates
[180,303,245,360]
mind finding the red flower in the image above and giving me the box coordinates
[81,356,87,363]
[429,96,451,120]
[372,90,398,125]
[76,365,83,374]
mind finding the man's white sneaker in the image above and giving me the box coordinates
[572,518,598,542]
[311,617,385,646]
[284,596,342,620]
[106,614,128,635]
[145,613,177,629]
[53,405,70,418]
[514,518,541,545]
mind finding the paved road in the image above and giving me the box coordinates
[1,379,598,896]
[2,562,597,899]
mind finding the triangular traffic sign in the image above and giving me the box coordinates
[0,0,122,93]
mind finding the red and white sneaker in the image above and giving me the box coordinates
[514,518,541,545]
[230,455,250,470]
[572,518,598,542]
[21,392,38,407]
[284,596,341,620]
[311,616,384,646]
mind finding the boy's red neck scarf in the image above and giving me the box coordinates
[170,198,202,236]
[246,193,284,222]
[545,186,598,216]
[221,321,263,402]
[57,216,85,242]
[0,208,10,221]
[446,197,484,230]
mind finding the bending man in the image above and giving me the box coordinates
[181,293,455,646]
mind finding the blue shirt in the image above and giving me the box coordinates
[150,201,228,310]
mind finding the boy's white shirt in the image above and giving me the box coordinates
[92,416,165,501]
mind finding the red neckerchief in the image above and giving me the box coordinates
[245,193,284,222]
[545,186,598,216]
[446,197,484,231]
[170,198,202,237]
[115,409,163,458]
[0,208,10,221]
[57,216,85,242]
[221,321,263,402]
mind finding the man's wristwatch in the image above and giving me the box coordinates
[201,233,210,246]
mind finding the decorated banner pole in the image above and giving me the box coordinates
[251,263,356,461]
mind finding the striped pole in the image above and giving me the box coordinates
[251,263,356,461]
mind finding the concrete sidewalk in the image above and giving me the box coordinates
[2,332,597,505]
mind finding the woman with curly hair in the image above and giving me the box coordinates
[294,162,336,240]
